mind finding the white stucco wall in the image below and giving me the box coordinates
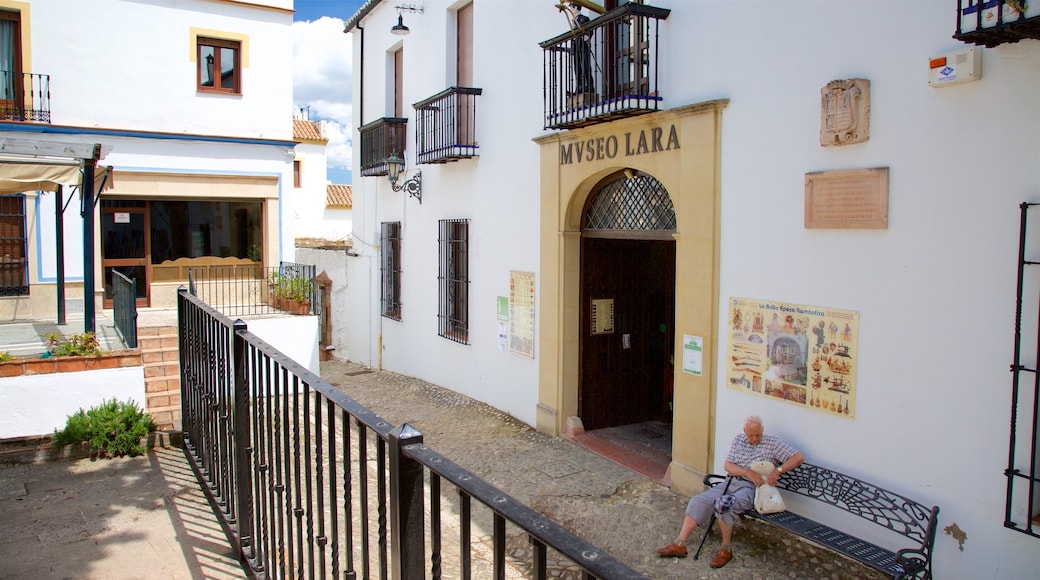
[348,0,556,427]
[0,366,144,439]
[345,2,1039,577]
[247,315,321,377]
[27,0,293,140]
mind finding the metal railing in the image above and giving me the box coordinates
[177,288,643,579]
[359,117,408,177]
[540,3,670,130]
[954,0,1040,47]
[111,270,138,349]
[414,86,483,165]
[187,261,317,319]
[0,71,51,123]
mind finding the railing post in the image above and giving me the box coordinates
[389,423,425,580]
[232,319,254,566]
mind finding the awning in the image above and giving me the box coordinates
[0,159,113,194]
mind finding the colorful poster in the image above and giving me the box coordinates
[726,297,859,418]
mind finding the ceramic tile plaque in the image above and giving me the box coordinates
[804,167,888,229]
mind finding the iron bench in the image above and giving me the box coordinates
[705,462,939,579]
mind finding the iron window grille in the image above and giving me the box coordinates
[381,221,403,320]
[955,0,1040,47]
[438,219,469,344]
[359,117,408,177]
[583,171,676,236]
[0,194,28,296]
[413,86,483,164]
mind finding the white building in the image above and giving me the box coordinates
[292,117,353,246]
[343,0,1040,577]
[0,0,296,321]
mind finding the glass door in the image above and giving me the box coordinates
[101,202,149,307]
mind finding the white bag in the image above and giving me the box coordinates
[754,483,786,514]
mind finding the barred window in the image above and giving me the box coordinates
[0,194,28,296]
[381,221,402,320]
[438,219,469,344]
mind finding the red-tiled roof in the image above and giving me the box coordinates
[293,119,327,143]
[326,184,352,208]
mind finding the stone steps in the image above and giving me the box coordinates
[139,326,181,430]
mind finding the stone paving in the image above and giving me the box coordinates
[320,360,887,580]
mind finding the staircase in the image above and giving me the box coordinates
[139,326,181,431]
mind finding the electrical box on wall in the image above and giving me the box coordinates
[928,47,982,87]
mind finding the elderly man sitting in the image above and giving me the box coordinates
[655,415,804,568]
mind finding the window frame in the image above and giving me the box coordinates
[381,221,402,320]
[293,160,302,188]
[197,36,241,95]
[438,219,469,344]
[0,194,28,297]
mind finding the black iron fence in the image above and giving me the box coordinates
[187,261,317,319]
[540,3,670,130]
[177,288,643,579]
[0,71,51,123]
[111,270,138,349]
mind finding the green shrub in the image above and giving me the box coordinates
[53,398,157,457]
[0,352,14,362]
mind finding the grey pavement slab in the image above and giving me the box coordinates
[0,446,243,580]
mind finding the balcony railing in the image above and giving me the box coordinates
[359,117,408,177]
[955,0,1040,46]
[414,86,483,165]
[177,288,643,579]
[187,261,318,318]
[0,72,51,123]
[541,3,670,130]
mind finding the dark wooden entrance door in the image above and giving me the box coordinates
[580,237,675,430]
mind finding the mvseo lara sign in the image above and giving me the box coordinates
[559,124,680,165]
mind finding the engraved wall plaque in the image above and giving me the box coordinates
[805,167,888,229]
[820,78,870,146]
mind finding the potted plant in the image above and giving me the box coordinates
[268,271,313,315]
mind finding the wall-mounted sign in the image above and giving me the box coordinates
[559,124,680,165]
[805,167,888,229]
[509,271,536,359]
[727,297,859,419]
[590,298,614,335]
[114,212,130,224]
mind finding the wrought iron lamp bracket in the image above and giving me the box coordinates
[391,170,422,204]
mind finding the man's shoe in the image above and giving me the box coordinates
[655,542,688,557]
[709,547,733,568]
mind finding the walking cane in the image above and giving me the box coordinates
[693,476,732,560]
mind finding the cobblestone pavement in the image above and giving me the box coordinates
[320,360,886,580]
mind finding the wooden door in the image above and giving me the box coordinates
[580,237,675,429]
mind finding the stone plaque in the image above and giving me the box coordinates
[820,78,870,146]
[805,167,888,229]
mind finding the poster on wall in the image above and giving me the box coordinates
[509,271,536,359]
[727,297,859,418]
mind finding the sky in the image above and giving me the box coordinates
[293,1,367,184]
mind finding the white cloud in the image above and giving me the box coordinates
[293,17,352,171]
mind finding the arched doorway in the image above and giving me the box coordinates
[579,170,676,437]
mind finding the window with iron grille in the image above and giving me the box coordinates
[0,194,28,296]
[381,221,402,320]
[438,219,469,344]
